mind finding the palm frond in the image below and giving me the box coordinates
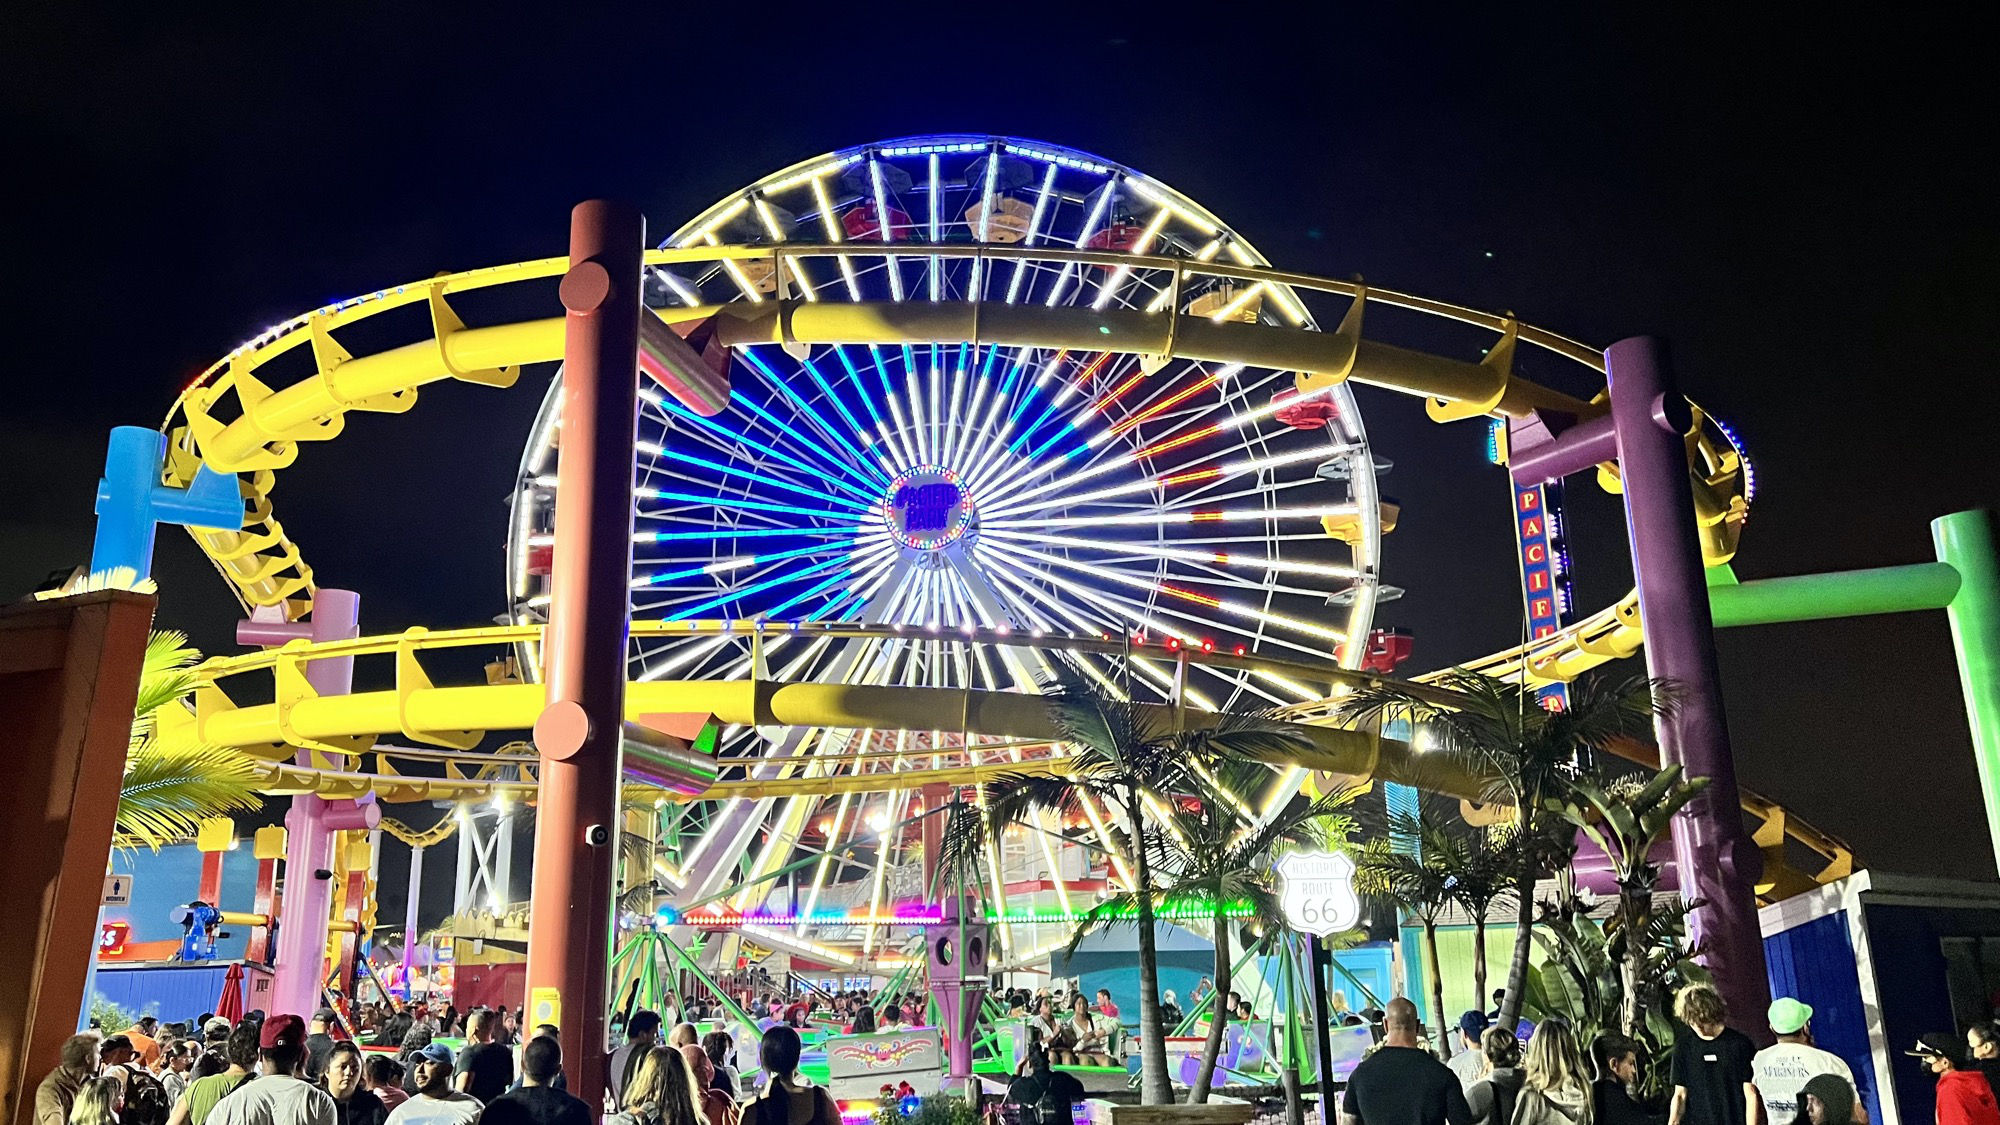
[117,740,262,851]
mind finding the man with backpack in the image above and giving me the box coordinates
[1004,1040,1086,1125]
[104,1035,175,1125]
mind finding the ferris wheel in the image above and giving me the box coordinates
[505,135,1392,928]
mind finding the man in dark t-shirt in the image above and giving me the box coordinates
[1342,998,1471,1125]
[480,1038,589,1125]
[306,1011,338,1081]
[1668,986,1759,1125]
[453,1011,515,1104]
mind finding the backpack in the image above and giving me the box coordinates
[119,1065,173,1125]
[1004,1073,1075,1125]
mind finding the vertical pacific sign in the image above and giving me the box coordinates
[1512,479,1576,709]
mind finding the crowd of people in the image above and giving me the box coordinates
[1342,984,2000,1125]
[51,975,2000,1125]
[30,980,983,1125]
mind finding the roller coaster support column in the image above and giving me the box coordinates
[526,200,645,1115]
[1935,511,2000,871]
[254,589,371,1021]
[1605,337,1770,1037]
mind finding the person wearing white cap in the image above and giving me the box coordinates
[1751,999,1864,1125]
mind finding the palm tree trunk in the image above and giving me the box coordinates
[1498,844,1536,1032]
[1472,912,1489,1027]
[1126,792,1172,1105]
[1619,888,1645,1036]
[1424,921,1450,1061]
[1191,899,1231,1103]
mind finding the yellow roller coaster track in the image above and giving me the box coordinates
[149,241,1842,899]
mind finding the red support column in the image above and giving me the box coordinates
[525,200,645,1114]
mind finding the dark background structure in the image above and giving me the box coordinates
[3,8,1994,931]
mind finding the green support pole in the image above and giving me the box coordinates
[1935,511,2000,872]
[1707,562,1962,627]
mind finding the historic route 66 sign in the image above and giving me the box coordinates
[1275,851,1361,937]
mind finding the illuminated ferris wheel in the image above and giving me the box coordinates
[505,135,1392,930]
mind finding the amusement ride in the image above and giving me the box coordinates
[55,133,1998,1110]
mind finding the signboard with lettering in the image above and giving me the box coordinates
[1275,851,1362,937]
[102,873,134,907]
[1511,479,1576,710]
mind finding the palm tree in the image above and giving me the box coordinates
[1428,826,1516,1017]
[117,631,260,851]
[1143,762,1363,1103]
[1546,765,1709,1035]
[981,664,1319,1105]
[1338,672,1671,1031]
[1355,808,1456,1059]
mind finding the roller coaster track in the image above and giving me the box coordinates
[148,241,1844,899]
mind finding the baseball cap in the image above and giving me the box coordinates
[204,1017,231,1036]
[1908,1033,1966,1066]
[259,1014,306,1050]
[1768,998,1813,1035]
[312,1009,336,1024]
[416,1041,455,1066]
[1459,1010,1491,1038]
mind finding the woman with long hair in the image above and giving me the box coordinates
[1516,1018,1594,1125]
[747,1026,840,1125]
[680,1044,739,1125]
[849,1006,876,1035]
[610,1046,708,1125]
[701,1031,741,1096]
[71,1076,123,1125]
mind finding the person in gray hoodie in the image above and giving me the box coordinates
[1516,1018,1594,1125]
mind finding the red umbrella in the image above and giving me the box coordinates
[216,962,245,1023]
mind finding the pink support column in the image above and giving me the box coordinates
[525,200,644,1115]
[249,589,369,1020]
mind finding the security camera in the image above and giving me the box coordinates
[584,824,611,847]
[314,869,334,880]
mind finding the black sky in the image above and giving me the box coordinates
[4,4,1996,921]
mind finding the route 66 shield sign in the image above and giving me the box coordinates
[1275,851,1361,937]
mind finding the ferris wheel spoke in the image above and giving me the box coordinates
[647,395,874,501]
[1003,368,1300,506]
[1042,175,1118,309]
[979,535,1344,653]
[738,349,890,487]
[1001,162,1061,304]
[640,441,874,512]
[866,158,907,302]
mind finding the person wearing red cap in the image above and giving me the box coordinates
[1910,1034,2000,1125]
[207,1016,335,1125]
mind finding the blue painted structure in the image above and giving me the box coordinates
[90,425,242,578]
[94,962,274,1025]
[1052,924,1393,1027]
[106,842,260,961]
[1759,871,2000,1125]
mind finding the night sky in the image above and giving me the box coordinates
[5,7,1995,928]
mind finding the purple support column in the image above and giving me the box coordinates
[251,589,364,1020]
[1604,338,1770,1037]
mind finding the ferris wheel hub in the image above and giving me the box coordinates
[883,465,976,551]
